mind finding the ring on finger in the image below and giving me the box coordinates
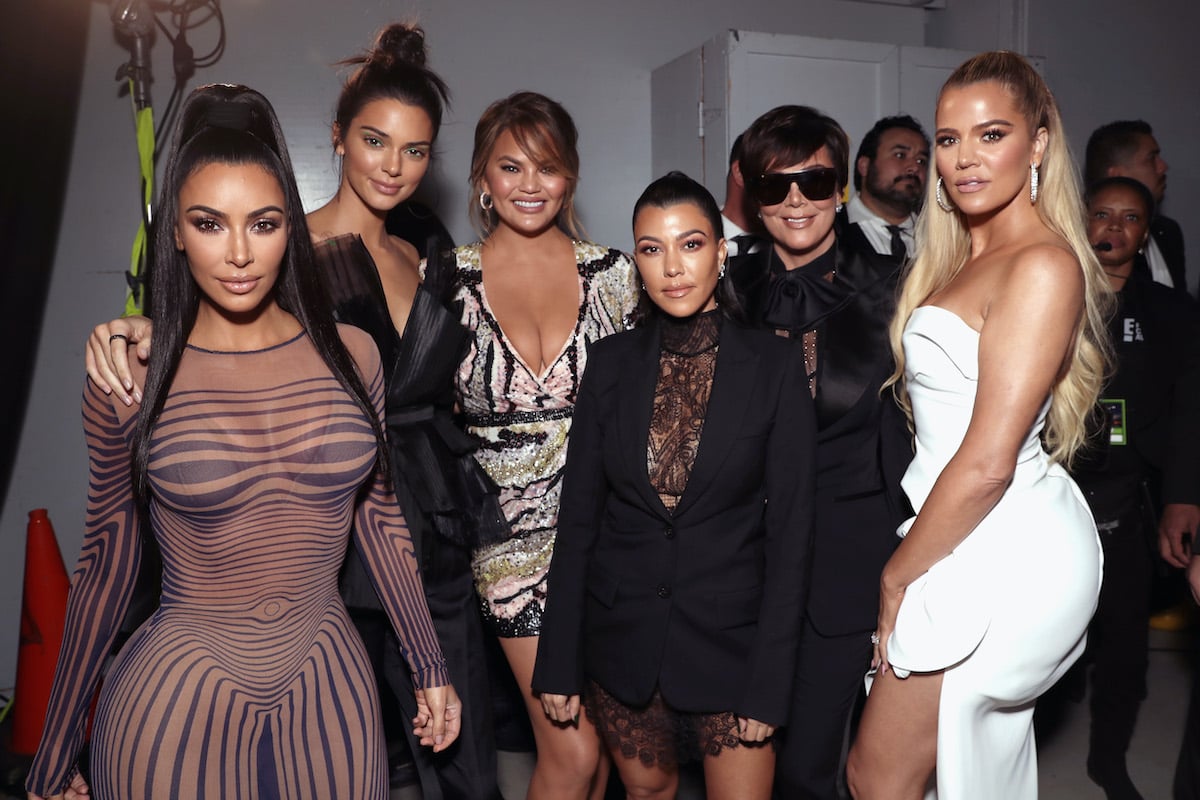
[109,333,129,344]
[870,631,881,645]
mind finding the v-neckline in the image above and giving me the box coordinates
[476,241,586,385]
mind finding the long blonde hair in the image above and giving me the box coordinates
[887,51,1113,466]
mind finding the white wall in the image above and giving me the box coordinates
[1026,0,1200,295]
[0,0,925,691]
[928,0,1200,293]
[3,0,1195,691]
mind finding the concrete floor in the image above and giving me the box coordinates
[4,628,1192,798]
[404,629,1197,799]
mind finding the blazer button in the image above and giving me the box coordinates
[663,525,675,539]
[657,584,671,599]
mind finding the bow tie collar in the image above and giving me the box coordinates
[761,246,853,332]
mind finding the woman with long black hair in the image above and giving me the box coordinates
[28,84,457,800]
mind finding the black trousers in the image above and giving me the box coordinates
[1087,515,1153,768]
[1175,627,1200,799]
[773,618,873,800]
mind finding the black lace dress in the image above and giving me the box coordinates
[584,309,748,766]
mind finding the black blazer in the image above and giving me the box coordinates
[532,318,816,727]
[1133,213,1187,295]
[727,235,912,635]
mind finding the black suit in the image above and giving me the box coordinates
[1132,213,1187,295]
[729,233,912,799]
[532,317,816,727]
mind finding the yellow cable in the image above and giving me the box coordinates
[124,89,155,317]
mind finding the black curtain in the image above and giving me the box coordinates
[0,0,91,509]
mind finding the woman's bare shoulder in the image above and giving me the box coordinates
[1005,238,1083,294]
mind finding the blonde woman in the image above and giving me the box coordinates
[847,51,1113,799]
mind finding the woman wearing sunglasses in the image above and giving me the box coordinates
[726,104,913,799]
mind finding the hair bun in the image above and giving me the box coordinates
[371,23,428,70]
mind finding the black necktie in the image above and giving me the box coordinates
[886,224,907,261]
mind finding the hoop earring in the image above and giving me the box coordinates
[935,177,954,213]
[479,191,493,212]
[1029,163,1039,204]
[718,261,727,280]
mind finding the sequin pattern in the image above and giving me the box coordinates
[449,241,639,636]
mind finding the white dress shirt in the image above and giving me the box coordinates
[846,194,916,258]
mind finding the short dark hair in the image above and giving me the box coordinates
[1084,175,1155,219]
[729,133,745,168]
[1084,120,1154,188]
[852,114,929,192]
[632,171,743,322]
[739,105,849,205]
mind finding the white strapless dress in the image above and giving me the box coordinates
[888,306,1103,799]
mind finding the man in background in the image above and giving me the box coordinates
[841,114,929,261]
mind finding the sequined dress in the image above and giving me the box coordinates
[448,241,638,636]
[26,327,447,799]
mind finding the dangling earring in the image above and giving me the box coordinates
[1029,163,1040,204]
[479,191,493,212]
[935,177,954,212]
[718,261,727,280]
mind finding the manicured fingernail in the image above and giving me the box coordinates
[133,390,142,403]
[123,379,132,390]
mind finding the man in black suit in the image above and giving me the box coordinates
[1085,120,1187,295]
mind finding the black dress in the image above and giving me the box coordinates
[315,234,507,800]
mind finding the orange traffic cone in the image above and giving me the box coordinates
[11,508,71,754]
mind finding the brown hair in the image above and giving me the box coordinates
[333,23,449,147]
[738,105,850,202]
[468,91,584,239]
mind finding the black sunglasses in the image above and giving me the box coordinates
[751,167,839,206]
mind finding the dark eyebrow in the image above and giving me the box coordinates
[636,234,664,245]
[359,125,390,140]
[185,204,226,217]
[676,229,708,240]
[974,118,1015,130]
[184,204,283,217]
[358,125,431,148]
